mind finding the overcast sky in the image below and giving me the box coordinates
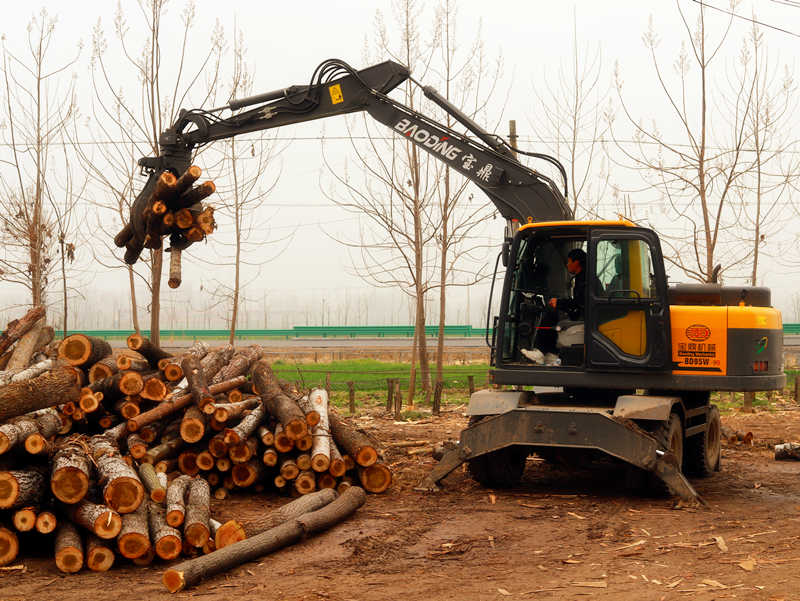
[1,0,799,329]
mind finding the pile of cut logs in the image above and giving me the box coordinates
[0,307,388,582]
[114,165,217,288]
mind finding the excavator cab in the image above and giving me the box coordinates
[496,220,671,379]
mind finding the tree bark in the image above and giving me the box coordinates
[0,468,46,509]
[166,474,192,527]
[54,521,83,573]
[6,318,45,372]
[200,345,235,382]
[139,462,166,502]
[126,432,148,459]
[0,414,39,455]
[223,403,266,445]
[51,436,91,504]
[24,408,62,454]
[58,334,112,367]
[181,355,214,410]
[184,478,211,548]
[251,360,307,440]
[211,398,260,422]
[0,366,81,422]
[328,410,378,467]
[149,500,181,560]
[162,487,366,592]
[307,389,331,472]
[68,499,122,539]
[211,346,260,385]
[126,333,172,368]
[89,434,145,513]
[143,436,184,465]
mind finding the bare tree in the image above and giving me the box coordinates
[430,0,499,391]
[201,27,286,344]
[529,9,611,219]
[323,0,440,406]
[0,10,81,315]
[85,0,223,344]
[612,2,758,283]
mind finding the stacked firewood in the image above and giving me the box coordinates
[0,318,390,575]
[114,165,217,288]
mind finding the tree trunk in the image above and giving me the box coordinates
[273,423,294,453]
[162,486,366,592]
[51,437,91,504]
[140,372,168,401]
[251,360,307,440]
[54,521,83,573]
[0,306,45,356]
[168,248,182,289]
[89,434,145,514]
[58,334,112,367]
[328,411,378,467]
[184,478,210,548]
[0,414,40,455]
[0,468,46,509]
[126,433,148,459]
[68,499,122,539]
[166,474,192,527]
[0,366,81,422]
[138,462,166,502]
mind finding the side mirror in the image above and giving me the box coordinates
[501,240,511,267]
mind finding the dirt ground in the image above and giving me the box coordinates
[2,402,800,601]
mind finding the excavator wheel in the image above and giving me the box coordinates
[684,405,721,477]
[644,412,685,495]
[466,416,528,488]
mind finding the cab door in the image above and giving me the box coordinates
[586,228,670,370]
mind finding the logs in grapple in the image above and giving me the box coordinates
[117,166,217,278]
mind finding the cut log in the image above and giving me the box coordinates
[212,519,245,550]
[294,388,321,429]
[329,410,378,467]
[358,464,392,494]
[211,346,261,385]
[0,306,46,356]
[257,425,274,447]
[199,345,235,382]
[25,408,62,455]
[0,468,46,509]
[0,525,18,567]
[262,448,278,467]
[35,510,57,534]
[132,545,155,566]
[181,355,214,410]
[0,366,81,422]
[184,478,211,547]
[69,499,122,539]
[117,501,150,559]
[180,405,206,443]
[212,398,260,422]
[296,453,312,471]
[86,533,115,572]
[58,334,112,367]
[139,462,166,502]
[317,473,337,489]
[196,451,214,471]
[223,402,266,446]
[163,487,365,593]
[149,501,182,560]
[279,458,299,481]
[229,437,258,464]
[51,437,91,504]
[296,434,313,452]
[126,334,172,369]
[273,423,294,453]
[0,414,39,455]
[231,460,264,488]
[328,441,346,477]
[161,359,184,382]
[206,473,220,487]
[116,351,149,371]
[78,391,101,414]
[306,389,331,472]
[8,357,59,384]
[140,372,168,401]
[119,371,145,396]
[89,434,145,513]
[294,470,316,495]
[12,506,36,532]
[178,451,200,476]
[168,248,182,289]
[144,436,184,465]
[237,488,338,538]
[88,356,119,383]
[174,165,203,197]
[55,521,83,573]
[251,360,307,440]
[126,432,148,459]
[166,474,192,527]
[208,433,228,458]
[6,317,45,372]
[336,478,353,495]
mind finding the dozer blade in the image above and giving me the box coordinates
[414,446,469,492]
[652,451,706,507]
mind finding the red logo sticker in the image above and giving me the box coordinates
[686,324,711,342]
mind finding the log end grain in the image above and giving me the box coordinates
[58,334,91,366]
[93,510,123,539]
[118,532,150,560]
[87,541,115,572]
[51,467,90,504]
[213,519,246,550]
[355,446,378,468]
[285,418,308,441]
[163,569,187,593]
[0,527,19,566]
[119,372,144,396]
[35,511,57,534]
[358,464,392,494]
[184,523,210,549]
[0,472,19,509]
[12,507,37,531]
[166,510,185,528]
[104,477,145,514]
[155,534,182,561]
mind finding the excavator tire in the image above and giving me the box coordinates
[466,416,527,488]
[684,405,721,477]
[647,412,685,495]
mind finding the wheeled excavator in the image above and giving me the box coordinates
[122,59,785,503]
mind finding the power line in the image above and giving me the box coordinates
[692,0,800,39]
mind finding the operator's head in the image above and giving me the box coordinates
[566,248,586,275]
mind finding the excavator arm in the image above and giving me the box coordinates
[125,58,571,263]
